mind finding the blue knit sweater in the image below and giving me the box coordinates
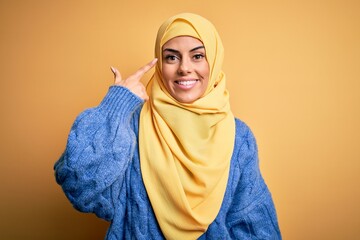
[54,86,281,239]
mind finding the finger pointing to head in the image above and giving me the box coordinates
[132,58,158,80]
[110,66,122,84]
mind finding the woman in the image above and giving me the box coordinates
[55,13,282,239]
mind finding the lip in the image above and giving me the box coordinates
[174,79,199,90]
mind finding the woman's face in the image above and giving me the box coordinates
[161,36,210,103]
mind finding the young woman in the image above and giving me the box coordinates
[55,13,282,239]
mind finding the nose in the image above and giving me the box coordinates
[177,58,192,75]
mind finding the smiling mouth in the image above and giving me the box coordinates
[175,79,199,86]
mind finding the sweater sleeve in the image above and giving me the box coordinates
[54,86,143,221]
[227,122,282,239]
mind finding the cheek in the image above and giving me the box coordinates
[161,68,173,93]
[161,71,169,86]
[161,65,175,82]
[200,63,210,81]
[200,64,210,93]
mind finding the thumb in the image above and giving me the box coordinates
[110,66,122,84]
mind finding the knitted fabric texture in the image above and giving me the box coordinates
[54,86,282,239]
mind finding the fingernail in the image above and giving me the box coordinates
[110,66,116,73]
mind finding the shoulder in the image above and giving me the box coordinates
[234,118,257,148]
[231,118,258,167]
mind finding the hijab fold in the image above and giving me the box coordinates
[139,13,235,239]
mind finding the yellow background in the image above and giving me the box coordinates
[1,0,359,239]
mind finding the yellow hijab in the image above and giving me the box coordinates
[139,13,235,239]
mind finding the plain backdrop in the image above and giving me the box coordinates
[0,0,359,239]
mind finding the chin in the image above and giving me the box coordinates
[175,95,199,104]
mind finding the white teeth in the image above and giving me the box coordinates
[177,80,197,86]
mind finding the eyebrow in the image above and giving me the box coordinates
[162,46,205,53]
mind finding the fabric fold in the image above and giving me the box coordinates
[139,13,235,239]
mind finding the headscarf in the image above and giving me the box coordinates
[139,13,235,239]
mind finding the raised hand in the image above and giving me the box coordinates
[111,58,158,101]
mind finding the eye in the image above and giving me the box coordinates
[164,54,179,63]
[193,53,205,61]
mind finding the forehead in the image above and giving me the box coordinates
[162,36,204,50]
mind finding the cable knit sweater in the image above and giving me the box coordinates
[54,86,281,240]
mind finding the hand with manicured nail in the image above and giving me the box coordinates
[111,58,158,101]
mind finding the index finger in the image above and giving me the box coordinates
[132,58,158,79]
